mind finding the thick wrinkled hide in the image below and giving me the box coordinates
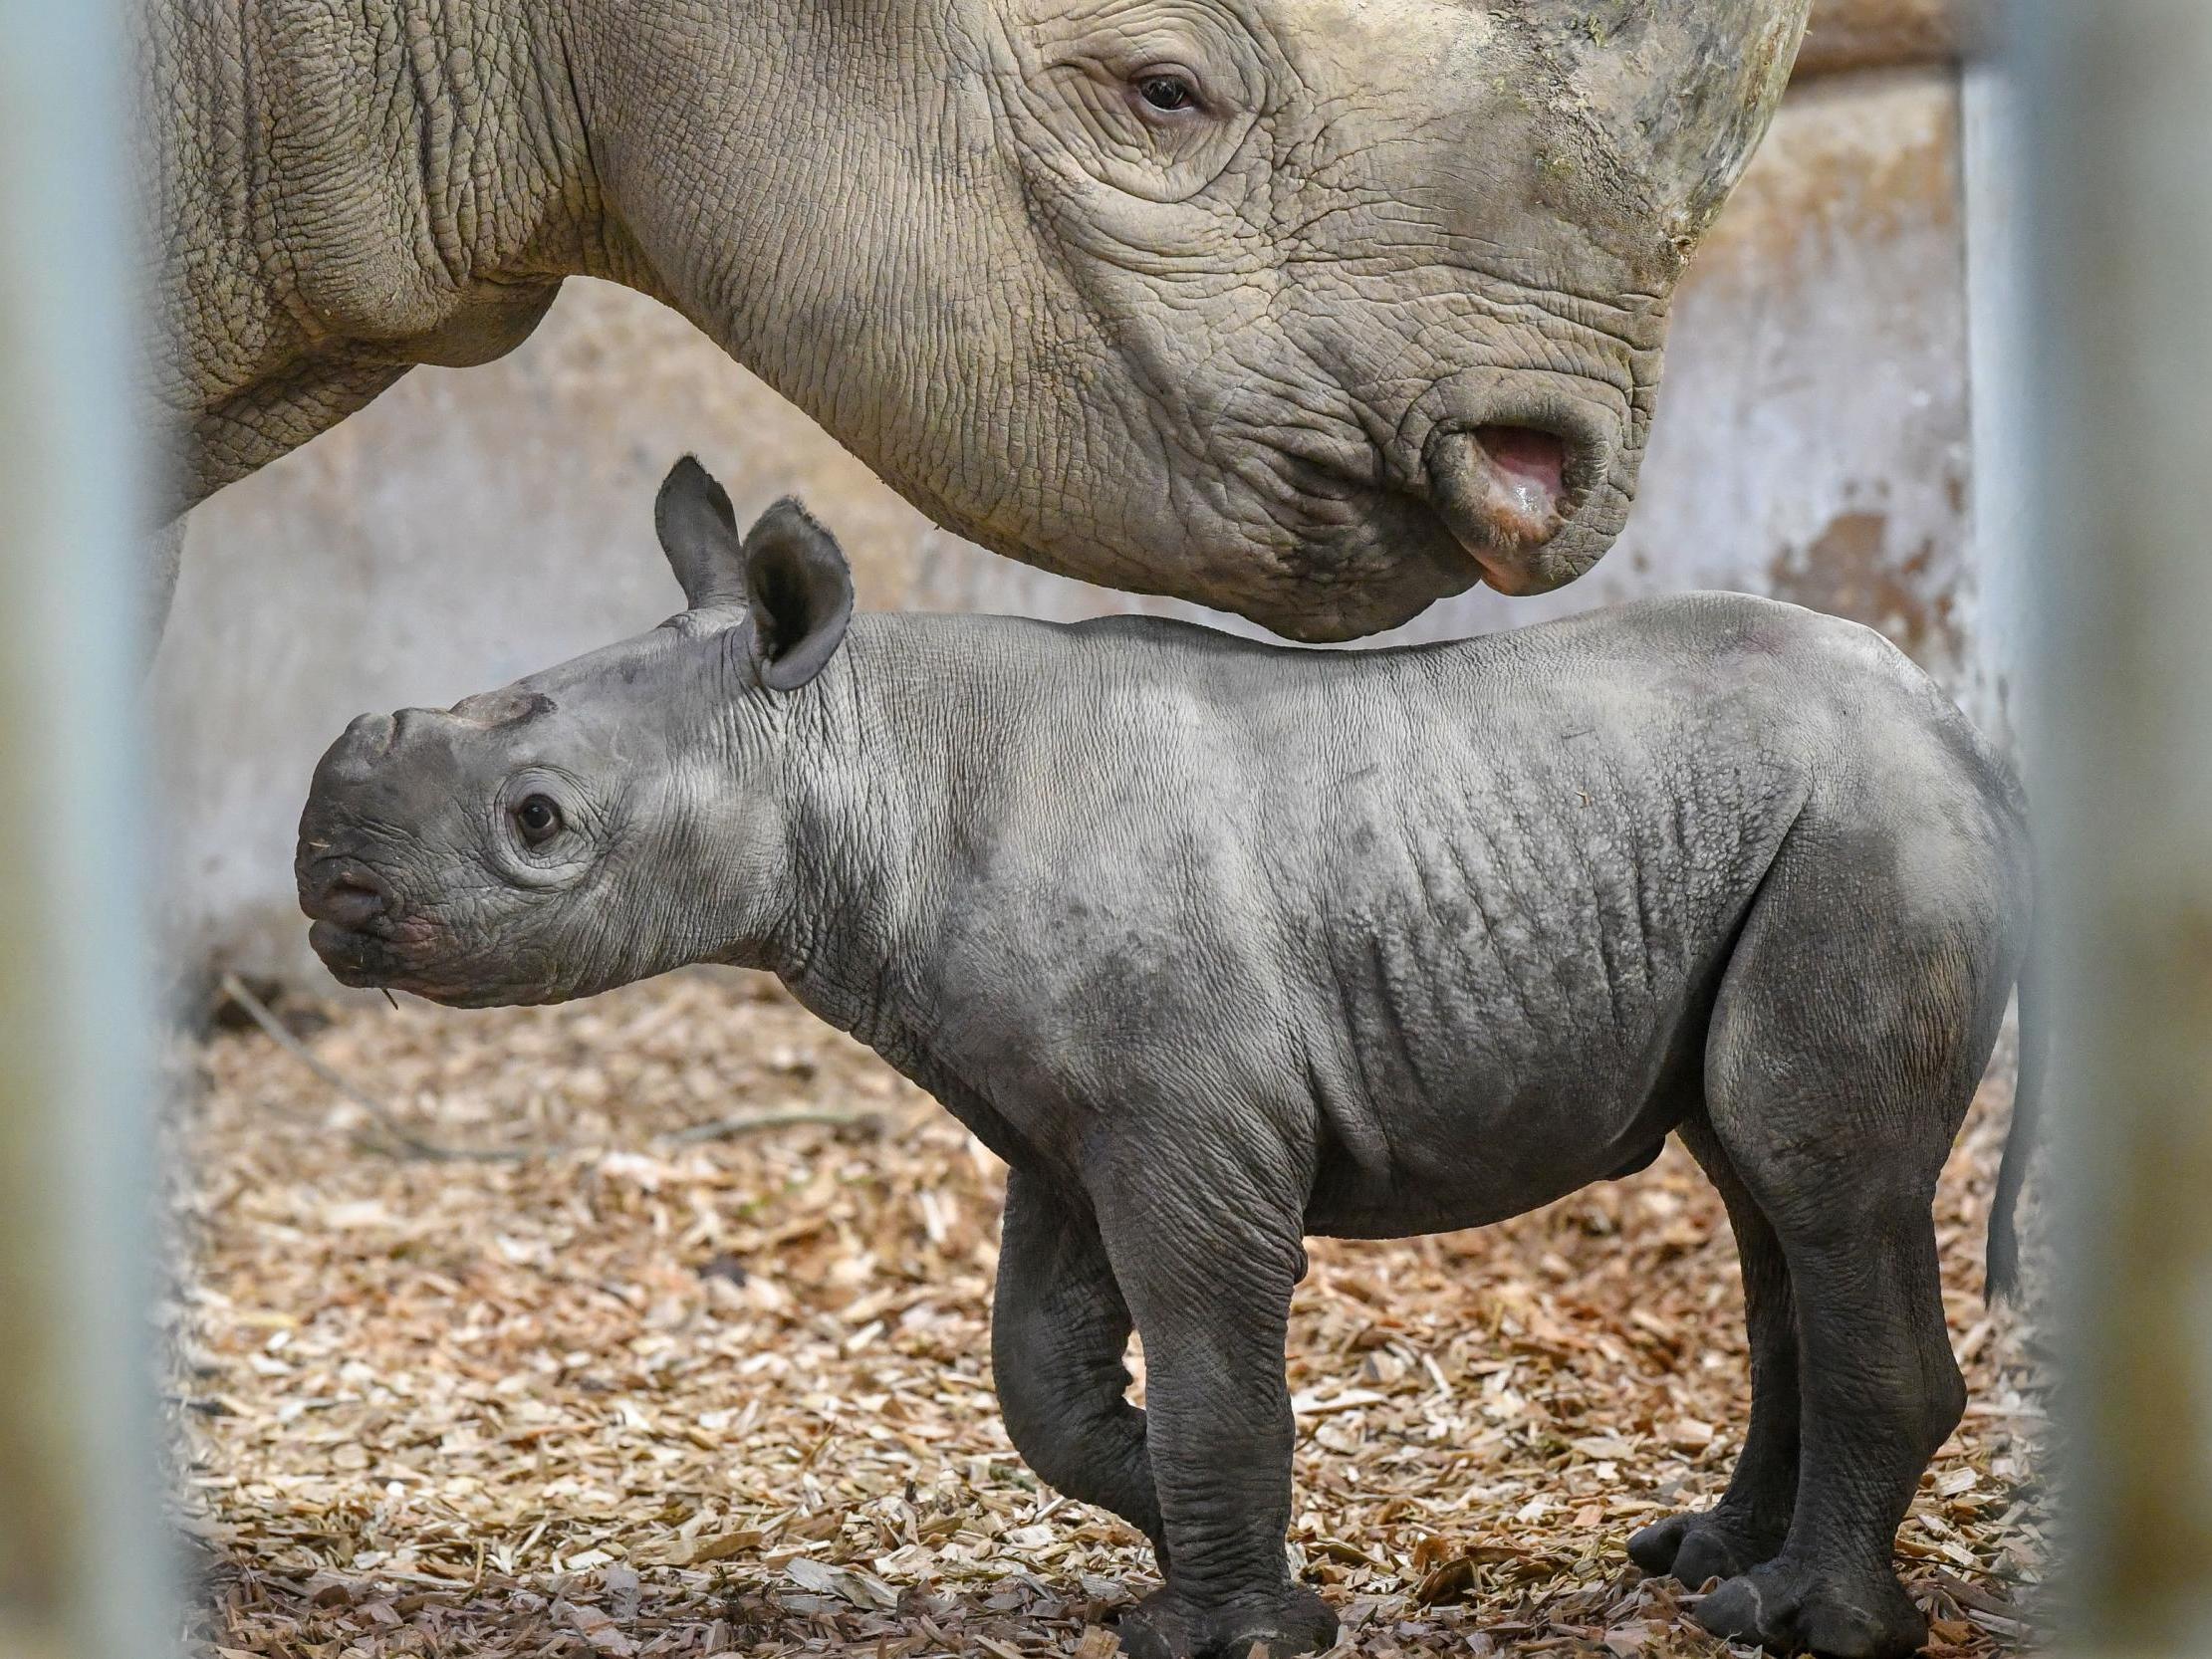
[146,0,1809,637]
[299,465,2034,1659]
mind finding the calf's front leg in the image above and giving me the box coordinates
[992,1169,1164,1555]
[1087,1138,1337,1659]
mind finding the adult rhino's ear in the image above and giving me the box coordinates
[653,456,748,613]
[741,498,854,692]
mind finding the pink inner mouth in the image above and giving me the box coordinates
[1420,422,1585,595]
[1473,425,1569,527]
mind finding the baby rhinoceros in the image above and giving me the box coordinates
[299,458,2037,1659]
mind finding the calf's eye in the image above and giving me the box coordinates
[513,794,564,844]
[1135,73,1198,113]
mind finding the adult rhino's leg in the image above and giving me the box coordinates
[1685,833,2004,1659]
[1628,1119,1800,1585]
[182,357,416,512]
[1086,1134,1335,1659]
[992,1169,1164,1556]
[143,518,185,663]
[144,355,417,662]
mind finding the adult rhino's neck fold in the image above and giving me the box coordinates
[356,0,642,301]
[146,0,673,507]
[216,0,648,343]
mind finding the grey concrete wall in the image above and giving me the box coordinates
[151,66,1976,983]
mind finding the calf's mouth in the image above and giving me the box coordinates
[297,856,420,989]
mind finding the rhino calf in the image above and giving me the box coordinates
[299,459,2035,1659]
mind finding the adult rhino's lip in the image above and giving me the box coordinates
[1421,422,1593,596]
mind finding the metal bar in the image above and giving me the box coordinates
[0,0,176,1654]
[1959,51,2028,753]
[2019,0,2212,1649]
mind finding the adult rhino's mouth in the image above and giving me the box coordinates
[1421,421,1596,596]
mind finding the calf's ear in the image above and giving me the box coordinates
[741,499,855,692]
[653,456,748,612]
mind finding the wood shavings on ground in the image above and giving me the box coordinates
[168,968,2044,1657]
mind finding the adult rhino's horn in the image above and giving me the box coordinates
[654,455,750,614]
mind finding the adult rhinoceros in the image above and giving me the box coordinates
[141,0,1810,640]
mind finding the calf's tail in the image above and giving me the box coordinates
[1986,926,2045,1306]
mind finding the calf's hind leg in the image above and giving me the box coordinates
[1628,1120,1800,1585]
[1687,840,2011,1659]
[1696,1204,1963,1658]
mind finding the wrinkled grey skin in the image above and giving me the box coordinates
[299,463,2033,1659]
[145,0,1810,639]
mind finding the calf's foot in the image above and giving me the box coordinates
[1628,1507,1788,1585]
[1694,1556,1926,1659]
[1115,1583,1338,1659]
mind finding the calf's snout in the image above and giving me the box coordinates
[296,709,424,936]
[320,706,479,788]
[333,710,397,769]
[303,866,391,930]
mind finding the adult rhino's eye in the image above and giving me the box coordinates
[513,794,564,844]
[1135,73,1198,113]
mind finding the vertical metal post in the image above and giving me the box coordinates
[2021,0,2212,1650]
[1959,50,2029,754]
[0,2,176,1657]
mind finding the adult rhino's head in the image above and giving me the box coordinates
[584,0,1810,639]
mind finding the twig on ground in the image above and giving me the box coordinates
[662,1107,883,1145]
[218,973,544,1164]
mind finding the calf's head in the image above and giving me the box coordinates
[296,460,852,1007]
[586,0,1811,638]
